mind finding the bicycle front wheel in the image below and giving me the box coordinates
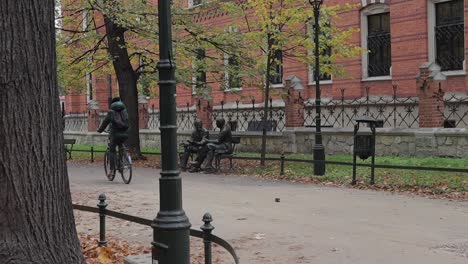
[120,152,133,184]
[104,150,115,181]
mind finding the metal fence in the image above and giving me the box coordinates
[64,111,105,132]
[64,113,88,131]
[177,103,198,131]
[63,88,468,132]
[212,99,286,132]
[147,104,197,131]
[440,93,468,128]
[303,86,419,128]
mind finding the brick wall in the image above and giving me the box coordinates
[64,0,468,128]
[174,0,468,109]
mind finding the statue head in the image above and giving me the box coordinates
[194,119,203,131]
[215,118,225,129]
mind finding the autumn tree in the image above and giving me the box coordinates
[0,0,84,263]
[222,0,361,165]
[58,0,161,158]
[57,0,241,157]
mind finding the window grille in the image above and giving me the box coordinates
[435,0,464,71]
[367,12,391,77]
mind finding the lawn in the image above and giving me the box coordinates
[235,152,468,194]
[68,144,468,195]
[68,144,161,159]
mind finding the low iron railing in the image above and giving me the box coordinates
[64,113,88,132]
[212,99,285,132]
[439,93,468,128]
[73,194,239,264]
[148,103,197,131]
[69,147,468,186]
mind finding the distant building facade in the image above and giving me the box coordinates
[64,0,468,130]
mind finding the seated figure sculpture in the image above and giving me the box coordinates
[189,118,232,173]
[180,119,209,171]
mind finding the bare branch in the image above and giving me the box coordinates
[69,33,108,65]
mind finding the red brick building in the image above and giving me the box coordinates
[64,0,468,130]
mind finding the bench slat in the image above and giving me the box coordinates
[64,139,76,144]
[215,137,241,172]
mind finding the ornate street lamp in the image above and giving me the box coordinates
[152,0,191,263]
[309,0,326,176]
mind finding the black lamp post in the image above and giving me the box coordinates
[152,0,191,263]
[309,0,326,176]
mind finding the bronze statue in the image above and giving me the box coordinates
[189,118,232,173]
[180,119,209,171]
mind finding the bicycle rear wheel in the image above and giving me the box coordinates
[119,149,132,184]
[104,149,115,181]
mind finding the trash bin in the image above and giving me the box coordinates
[353,116,378,185]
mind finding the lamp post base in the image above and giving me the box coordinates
[313,143,326,176]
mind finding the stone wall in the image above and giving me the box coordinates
[64,128,468,157]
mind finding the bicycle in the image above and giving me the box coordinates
[104,138,133,184]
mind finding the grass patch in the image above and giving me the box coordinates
[235,153,468,193]
[68,144,161,160]
[68,145,468,194]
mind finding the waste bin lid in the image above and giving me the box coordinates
[355,116,377,124]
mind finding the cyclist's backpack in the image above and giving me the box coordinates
[112,110,129,130]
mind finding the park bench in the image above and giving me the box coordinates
[247,120,277,132]
[214,136,241,172]
[64,138,76,160]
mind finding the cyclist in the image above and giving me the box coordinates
[97,97,130,178]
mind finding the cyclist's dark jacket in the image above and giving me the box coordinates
[97,101,129,141]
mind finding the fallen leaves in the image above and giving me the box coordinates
[79,233,229,264]
[79,233,151,264]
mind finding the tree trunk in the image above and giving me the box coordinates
[104,17,143,158]
[260,43,273,166]
[0,1,84,263]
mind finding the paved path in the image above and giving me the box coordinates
[68,164,468,264]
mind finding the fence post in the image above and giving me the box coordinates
[97,194,108,247]
[91,146,94,163]
[340,88,345,127]
[280,153,285,175]
[352,124,358,185]
[392,85,398,127]
[201,213,214,264]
